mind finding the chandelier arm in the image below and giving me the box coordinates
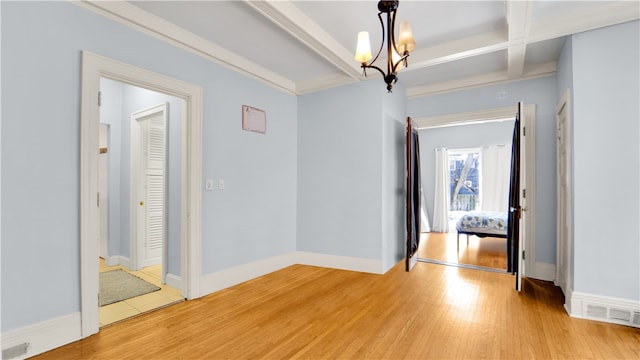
[392,53,409,73]
[366,11,386,67]
[388,6,398,75]
[361,64,387,79]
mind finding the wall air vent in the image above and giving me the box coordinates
[632,311,640,327]
[586,304,607,318]
[609,308,631,322]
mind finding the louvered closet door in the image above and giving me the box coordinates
[142,114,166,265]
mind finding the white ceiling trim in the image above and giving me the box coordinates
[413,105,519,129]
[295,73,358,95]
[74,0,639,98]
[506,1,531,78]
[406,61,556,99]
[527,1,640,43]
[244,1,362,81]
[74,0,297,94]
[408,30,508,69]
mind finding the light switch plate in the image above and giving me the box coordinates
[205,179,214,191]
[218,179,225,190]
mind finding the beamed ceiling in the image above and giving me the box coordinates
[76,1,639,97]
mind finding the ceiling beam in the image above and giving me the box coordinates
[408,30,508,70]
[506,0,531,78]
[407,61,556,99]
[244,0,362,81]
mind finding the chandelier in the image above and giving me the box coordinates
[354,0,415,92]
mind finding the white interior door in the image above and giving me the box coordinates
[98,124,109,259]
[132,104,167,270]
[556,91,572,295]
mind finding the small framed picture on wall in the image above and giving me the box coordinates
[242,105,266,134]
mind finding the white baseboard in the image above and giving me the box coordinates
[105,255,131,269]
[568,291,640,328]
[165,273,183,291]
[527,261,555,282]
[199,251,385,297]
[1,312,81,360]
[199,253,298,296]
[295,251,384,274]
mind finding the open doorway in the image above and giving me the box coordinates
[97,78,184,326]
[416,104,536,279]
[81,51,203,337]
[419,145,510,272]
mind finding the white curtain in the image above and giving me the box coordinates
[420,189,431,232]
[480,145,511,212]
[432,148,450,232]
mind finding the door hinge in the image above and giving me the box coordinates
[97,192,100,207]
[522,250,525,260]
[523,126,526,136]
[523,189,526,198]
[98,91,102,107]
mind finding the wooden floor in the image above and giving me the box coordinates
[35,262,639,359]
[418,232,508,270]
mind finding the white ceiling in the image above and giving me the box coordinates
[78,1,639,98]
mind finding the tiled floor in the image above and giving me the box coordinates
[99,259,184,327]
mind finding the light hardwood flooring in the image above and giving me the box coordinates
[99,259,184,327]
[36,261,639,359]
[419,231,508,270]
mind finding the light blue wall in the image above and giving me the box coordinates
[409,76,558,265]
[297,81,384,261]
[571,20,639,301]
[1,1,297,331]
[100,79,183,276]
[418,121,515,224]
[382,83,408,271]
[297,80,406,271]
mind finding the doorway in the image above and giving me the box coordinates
[97,80,183,326]
[81,51,203,337]
[415,104,536,278]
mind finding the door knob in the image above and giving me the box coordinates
[139,201,144,206]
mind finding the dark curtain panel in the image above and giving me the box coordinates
[406,118,421,271]
[507,110,521,274]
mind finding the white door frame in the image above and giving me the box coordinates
[555,89,572,299]
[130,103,168,272]
[415,104,538,279]
[80,51,202,338]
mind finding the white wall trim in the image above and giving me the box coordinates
[528,261,555,282]
[105,255,131,269]
[198,251,385,297]
[295,251,385,275]
[568,291,640,328]
[165,273,183,290]
[199,253,298,296]
[1,312,81,360]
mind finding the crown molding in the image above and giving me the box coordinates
[73,0,297,95]
[295,73,358,95]
[407,61,556,99]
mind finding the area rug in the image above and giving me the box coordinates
[100,269,160,307]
